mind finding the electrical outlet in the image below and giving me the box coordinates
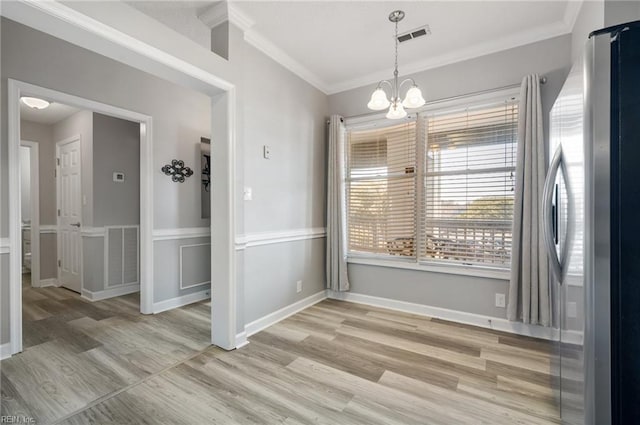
[263,145,271,159]
[567,302,577,318]
[296,280,302,293]
[495,293,506,308]
[243,187,252,201]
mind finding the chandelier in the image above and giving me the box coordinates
[367,10,426,119]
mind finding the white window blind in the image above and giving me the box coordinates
[420,100,518,268]
[346,121,417,257]
[344,94,519,272]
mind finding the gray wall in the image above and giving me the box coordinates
[1,18,211,232]
[20,120,58,280]
[244,238,326,323]
[92,113,140,227]
[328,34,573,320]
[1,18,213,343]
[21,121,56,225]
[605,0,640,27]
[121,5,330,331]
[153,237,211,303]
[241,42,328,234]
[230,25,329,327]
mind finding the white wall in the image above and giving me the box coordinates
[328,34,573,320]
[572,0,605,61]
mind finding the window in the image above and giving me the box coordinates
[345,95,518,272]
[346,121,417,257]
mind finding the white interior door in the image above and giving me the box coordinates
[57,137,82,293]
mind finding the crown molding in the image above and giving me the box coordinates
[242,29,330,93]
[228,3,255,32]
[203,2,330,94]
[199,1,255,32]
[198,1,229,29]
[325,18,573,95]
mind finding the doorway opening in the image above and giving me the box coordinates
[9,82,156,355]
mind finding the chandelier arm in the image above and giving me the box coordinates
[377,80,394,92]
[399,78,417,89]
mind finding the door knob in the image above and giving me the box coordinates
[70,223,81,227]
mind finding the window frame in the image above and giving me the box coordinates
[343,87,520,279]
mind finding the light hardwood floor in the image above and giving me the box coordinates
[2,280,561,425]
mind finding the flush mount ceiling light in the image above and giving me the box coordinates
[21,97,50,110]
[367,10,426,119]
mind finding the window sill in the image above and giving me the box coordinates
[346,256,510,280]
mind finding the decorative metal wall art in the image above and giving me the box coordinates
[161,160,193,183]
[201,138,211,192]
[201,138,211,219]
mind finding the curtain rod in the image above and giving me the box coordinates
[327,76,547,124]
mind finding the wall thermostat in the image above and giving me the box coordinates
[113,172,125,182]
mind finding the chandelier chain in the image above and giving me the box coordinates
[393,18,399,99]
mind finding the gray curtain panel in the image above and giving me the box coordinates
[507,74,551,326]
[326,115,350,292]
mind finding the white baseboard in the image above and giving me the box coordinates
[235,331,249,349]
[152,289,211,314]
[328,290,562,341]
[0,342,12,360]
[561,329,584,346]
[38,278,59,288]
[245,290,328,337]
[82,284,140,302]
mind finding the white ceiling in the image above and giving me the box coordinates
[20,101,80,125]
[230,1,578,93]
[130,0,580,94]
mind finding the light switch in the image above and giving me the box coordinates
[113,172,125,182]
[243,187,252,201]
[263,145,271,159]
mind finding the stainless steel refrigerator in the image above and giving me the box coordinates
[545,20,640,425]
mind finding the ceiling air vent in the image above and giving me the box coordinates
[397,25,431,43]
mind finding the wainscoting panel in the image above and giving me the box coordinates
[180,243,211,289]
[105,225,139,288]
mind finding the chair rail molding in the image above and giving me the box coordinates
[153,227,211,241]
[81,227,106,238]
[235,227,326,251]
[40,225,57,234]
[0,238,10,254]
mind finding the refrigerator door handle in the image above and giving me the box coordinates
[542,145,570,282]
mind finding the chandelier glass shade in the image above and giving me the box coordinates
[367,10,426,119]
